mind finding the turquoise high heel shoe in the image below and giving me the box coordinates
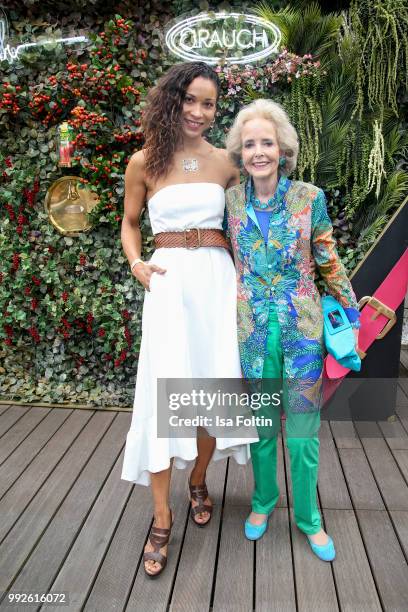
[244,512,271,541]
[307,534,336,561]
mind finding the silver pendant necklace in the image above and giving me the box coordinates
[182,158,199,173]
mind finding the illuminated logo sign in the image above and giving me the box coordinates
[165,12,281,65]
[0,10,88,63]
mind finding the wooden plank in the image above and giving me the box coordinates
[225,435,287,508]
[378,418,408,449]
[330,420,362,449]
[256,507,296,612]
[0,406,50,466]
[392,449,408,482]
[399,378,408,396]
[399,361,407,378]
[396,383,408,406]
[0,409,92,543]
[0,405,29,437]
[41,451,132,611]
[389,510,408,560]
[87,458,228,612]
[40,447,131,611]
[0,413,128,598]
[126,465,193,612]
[324,509,381,612]
[337,448,384,510]
[212,505,254,612]
[400,348,408,372]
[84,479,154,612]
[396,407,408,435]
[357,509,408,611]
[0,408,72,501]
[223,454,253,506]
[353,420,382,439]
[356,423,408,511]
[318,422,353,510]
[169,460,227,612]
[0,404,11,416]
[289,508,338,612]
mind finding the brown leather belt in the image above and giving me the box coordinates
[154,228,230,250]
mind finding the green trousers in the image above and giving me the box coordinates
[250,303,322,535]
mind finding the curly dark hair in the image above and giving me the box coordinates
[142,62,220,181]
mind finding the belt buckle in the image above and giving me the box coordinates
[183,228,201,249]
[358,295,397,339]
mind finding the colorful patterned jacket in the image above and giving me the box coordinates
[225,176,360,413]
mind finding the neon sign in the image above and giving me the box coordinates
[0,10,88,63]
[165,13,281,65]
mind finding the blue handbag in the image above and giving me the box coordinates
[322,295,361,371]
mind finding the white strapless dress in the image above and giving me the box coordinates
[121,183,256,486]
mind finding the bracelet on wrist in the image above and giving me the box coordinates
[130,258,144,271]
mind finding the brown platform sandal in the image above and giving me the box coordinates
[143,510,173,578]
[188,479,213,527]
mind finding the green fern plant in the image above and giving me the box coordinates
[354,170,408,235]
[254,1,343,60]
[356,216,388,253]
[315,85,353,188]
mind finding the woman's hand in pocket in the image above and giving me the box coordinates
[131,262,166,291]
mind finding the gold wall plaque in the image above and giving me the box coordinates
[44,176,100,236]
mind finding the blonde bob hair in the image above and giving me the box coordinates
[226,99,299,176]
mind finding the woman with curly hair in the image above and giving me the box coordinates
[120,61,255,577]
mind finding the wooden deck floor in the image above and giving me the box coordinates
[0,377,408,611]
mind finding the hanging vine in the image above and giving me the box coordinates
[342,122,373,218]
[350,0,408,120]
[366,120,386,199]
[288,73,322,183]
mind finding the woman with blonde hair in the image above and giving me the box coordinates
[225,99,360,561]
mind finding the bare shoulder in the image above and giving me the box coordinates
[127,149,146,173]
[215,147,240,187]
[125,150,148,194]
[213,146,232,163]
